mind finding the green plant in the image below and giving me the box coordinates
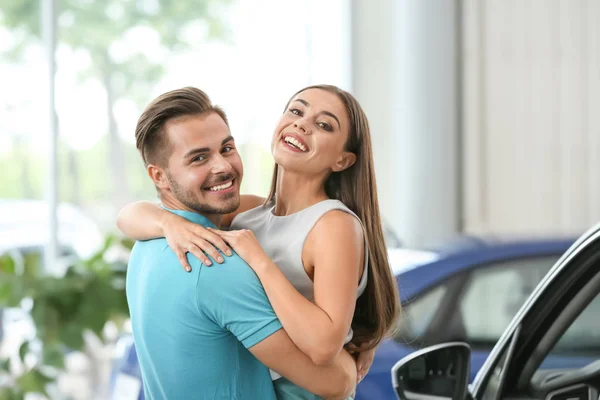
[0,235,133,399]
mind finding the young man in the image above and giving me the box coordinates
[126,87,356,399]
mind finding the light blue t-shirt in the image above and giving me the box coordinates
[126,208,283,399]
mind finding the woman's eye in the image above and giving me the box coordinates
[318,122,333,131]
[289,108,302,116]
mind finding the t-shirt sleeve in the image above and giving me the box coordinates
[195,255,283,348]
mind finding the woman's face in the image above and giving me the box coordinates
[271,88,354,176]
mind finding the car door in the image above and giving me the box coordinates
[471,224,600,400]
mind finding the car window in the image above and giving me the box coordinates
[395,284,448,343]
[546,293,600,356]
[458,256,559,346]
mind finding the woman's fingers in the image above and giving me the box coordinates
[208,228,229,236]
[193,238,225,264]
[199,229,233,257]
[175,250,192,272]
[184,243,212,267]
[174,241,226,272]
[173,231,233,272]
[210,229,235,244]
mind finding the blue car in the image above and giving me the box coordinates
[392,224,600,400]
[354,236,598,400]
[113,236,593,399]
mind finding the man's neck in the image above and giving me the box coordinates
[160,198,223,228]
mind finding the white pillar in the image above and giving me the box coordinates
[352,0,461,248]
[42,0,59,272]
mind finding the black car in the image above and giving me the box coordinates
[393,221,600,400]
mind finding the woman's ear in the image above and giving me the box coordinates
[332,151,357,172]
[147,164,170,190]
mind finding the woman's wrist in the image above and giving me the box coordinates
[158,209,176,234]
[252,257,276,275]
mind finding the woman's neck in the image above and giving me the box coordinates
[273,167,329,216]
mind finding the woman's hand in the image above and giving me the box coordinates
[210,229,270,270]
[161,213,232,271]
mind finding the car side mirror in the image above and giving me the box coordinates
[391,342,471,400]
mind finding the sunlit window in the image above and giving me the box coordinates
[0,0,350,234]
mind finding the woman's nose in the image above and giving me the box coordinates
[294,119,308,134]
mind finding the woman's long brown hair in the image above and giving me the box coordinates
[266,84,401,350]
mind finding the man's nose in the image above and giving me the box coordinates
[210,154,234,174]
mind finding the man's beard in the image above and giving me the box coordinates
[167,173,239,216]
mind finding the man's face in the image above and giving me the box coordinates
[159,112,243,216]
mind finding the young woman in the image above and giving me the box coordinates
[118,85,401,399]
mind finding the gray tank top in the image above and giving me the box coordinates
[231,199,369,381]
[230,198,369,302]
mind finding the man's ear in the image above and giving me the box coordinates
[147,164,170,190]
[332,151,357,172]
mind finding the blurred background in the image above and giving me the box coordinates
[0,0,599,399]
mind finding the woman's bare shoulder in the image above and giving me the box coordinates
[314,210,364,240]
[222,195,266,228]
[307,210,364,253]
[305,210,365,275]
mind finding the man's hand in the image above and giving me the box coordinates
[355,347,376,383]
[347,343,377,383]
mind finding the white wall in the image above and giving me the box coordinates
[462,0,600,237]
[354,0,600,246]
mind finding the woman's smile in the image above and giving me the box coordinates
[282,133,309,152]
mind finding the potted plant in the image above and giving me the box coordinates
[0,236,132,399]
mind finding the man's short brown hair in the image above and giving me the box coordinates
[135,87,229,167]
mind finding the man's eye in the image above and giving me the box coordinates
[192,155,206,162]
[222,146,234,153]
